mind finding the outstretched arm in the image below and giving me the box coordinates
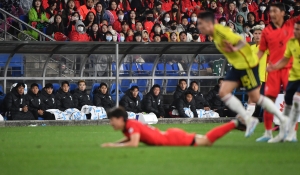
[101,133,140,148]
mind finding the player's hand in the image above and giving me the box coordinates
[101,143,115,147]
[222,40,238,52]
[267,63,276,72]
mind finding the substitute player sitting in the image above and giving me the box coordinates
[101,107,246,148]
[267,21,300,142]
[196,11,288,140]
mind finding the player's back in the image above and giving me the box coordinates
[284,38,300,81]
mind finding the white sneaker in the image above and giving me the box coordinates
[268,118,288,143]
[256,131,273,142]
[245,117,259,138]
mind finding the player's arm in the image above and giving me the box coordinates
[101,133,140,148]
[222,40,246,52]
[257,50,265,60]
[267,57,290,72]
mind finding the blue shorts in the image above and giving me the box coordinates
[284,80,300,105]
[225,65,260,92]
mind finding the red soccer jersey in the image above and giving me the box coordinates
[259,16,300,68]
[123,120,195,146]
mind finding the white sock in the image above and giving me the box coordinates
[246,103,256,117]
[257,95,286,123]
[289,95,300,129]
[283,104,292,117]
[266,130,272,137]
[221,94,249,120]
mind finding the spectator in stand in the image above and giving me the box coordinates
[208,0,218,13]
[107,0,118,23]
[202,0,212,10]
[144,12,155,34]
[112,10,125,32]
[73,80,93,118]
[55,81,76,111]
[218,0,228,12]
[153,34,161,42]
[45,0,57,20]
[118,0,131,11]
[153,2,163,21]
[256,3,269,25]
[239,2,249,22]
[247,12,257,28]
[246,0,258,12]
[69,20,90,41]
[161,13,171,33]
[135,21,143,33]
[119,32,126,42]
[121,21,129,34]
[149,23,162,41]
[179,31,188,42]
[162,0,173,12]
[206,35,213,42]
[94,2,110,25]
[126,29,134,41]
[167,20,184,33]
[84,11,96,34]
[205,78,233,117]
[236,0,245,12]
[99,0,109,10]
[235,12,246,34]
[173,79,187,100]
[218,17,227,26]
[169,32,179,42]
[40,83,56,120]
[188,81,210,110]
[99,24,108,40]
[105,31,113,41]
[190,13,198,25]
[226,2,238,23]
[191,28,200,42]
[292,1,300,17]
[5,83,35,120]
[78,0,96,20]
[227,20,237,33]
[215,6,227,21]
[26,83,44,120]
[130,0,146,15]
[128,10,137,31]
[181,16,189,31]
[257,20,266,28]
[142,84,165,118]
[28,0,49,39]
[67,12,81,33]
[120,86,143,113]
[93,83,115,111]
[89,23,101,41]
[46,14,65,37]
[263,0,271,12]
[240,22,252,42]
[62,0,77,28]
[171,91,197,118]
[168,3,181,24]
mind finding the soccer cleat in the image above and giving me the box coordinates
[284,130,298,142]
[235,119,246,131]
[245,117,259,138]
[268,118,288,143]
[256,132,272,142]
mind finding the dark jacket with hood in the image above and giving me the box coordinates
[26,90,44,119]
[120,90,142,113]
[205,85,225,110]
[173,85,187,100]
[142,87,165,117]
[55,88,76,111]
[5,87,34,120]
[40,88,56,110]
[93,89,114,111]
[171,95,197,118]
[188,87,210,109]
[72,88,93,110]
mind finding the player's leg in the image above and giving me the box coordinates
[219,67,258,137]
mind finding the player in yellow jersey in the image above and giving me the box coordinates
[197,11,288,140]
[267,21,300,142]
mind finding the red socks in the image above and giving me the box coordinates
[206,122,236,144]
[263,111,274,130]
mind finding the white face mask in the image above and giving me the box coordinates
[191,17,197,22]
[120,36,125,42]
[77,26,84,32]
[220,21,226,26]
[118,15,124,20]
[164,17,170,22]
[106,36,112,41]
[260,6,266,11]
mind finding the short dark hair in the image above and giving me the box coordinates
[130,85,139,91]
[77,80,86,85]
[179,31,187,36]
[99,82,108,89]
[218,78,224,84]
[15,82,25,88]
[30,83,39,89]
[152,84,161,90]
[107,107,128,121]
[61,81,69,87]
[189,81,198,87]
[184,91,193,96]
[197,11,215,23]
[45,83,53,89]
[269,3,285,12]
[179,79,187,84]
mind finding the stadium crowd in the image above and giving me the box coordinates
[1,0,299,41]
[2,78,230,120]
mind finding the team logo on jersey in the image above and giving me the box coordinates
[158,99,161,105]
[87,95,90,101]
[38,99,41,105]
[136,101,139,106]
[52,98,55,104]
[20,98,23,104]
[128,127,134,133]
[70,96,72,101]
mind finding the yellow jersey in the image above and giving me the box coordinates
[250,44,268,82]
[284,38,300,81]
[213,24,259,69]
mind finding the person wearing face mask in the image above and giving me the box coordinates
[67,12,81,34]
[246,0,258,12]
[218,17,227,27]
[119,32,126,42]
[69,20,90,41]
[240,23,253,42]
[78,0,96,20]
[112,10,125,33]
[167,20,184,33]
[256,3,269,25]
[168,4,181,24]
[239,3,249,22]
[161,13,171,33]
[105,31,113,41]
[191,28,200,42]
[144,10,155,34]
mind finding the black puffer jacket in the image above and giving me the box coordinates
[26,90,44,119]
[72,88,93,110]
[55,88,76,111]
[120,90,142,113]
[40,88,56,110]
[173,85,187,100]
[188,88,210,109]
[142,88,165,118]
[171,95,197,118]
[5,87,34,120]
[205,85,225,110]
[93,89,114,110]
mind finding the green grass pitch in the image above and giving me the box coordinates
[0,123,299,175]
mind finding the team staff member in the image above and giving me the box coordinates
[267,21,300,142]
[257,3,300,143]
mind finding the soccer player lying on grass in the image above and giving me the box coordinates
[101,107,246,148]
[266,21,300,142]
[196,11,288,141]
